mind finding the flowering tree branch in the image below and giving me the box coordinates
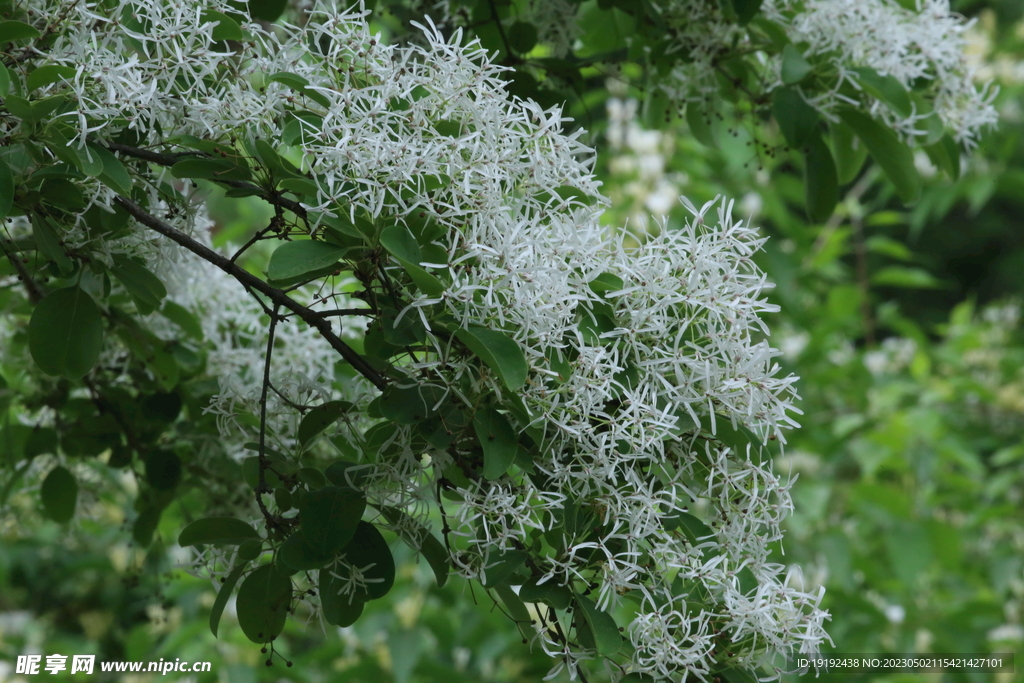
[112,196,388,391]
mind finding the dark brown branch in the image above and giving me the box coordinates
[114,196,387,391]
[1,240,45,305]
[315,307,374,317]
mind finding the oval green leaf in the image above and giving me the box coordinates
[179,517,261,547]
[319,571,365,626]
[473,407,518,480]
[278,532,333,571]
[210,563,247,637]
[26,65,77,93]
[297,400,353,446]
[110,254,167,315]
[838,108,921,204]
[829,121,868,185]
[267,240,348,281]
[379,224,446,296]
[804,133,838,223]
[28,287,104,379]
[236,564,292,643]
[88,144,134,195]
[852,66,913,119]
[300,485,366,555]
[482,549,527,588]
[781,44,813,85]
[575,595,623,655]
[453,325,528,391]
[336,521,395,600]
[41,465,77,523]
[773,86,819,149]
[0,20,41,43]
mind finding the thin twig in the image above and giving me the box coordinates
[255,307,281,529]
[114,196,388,391]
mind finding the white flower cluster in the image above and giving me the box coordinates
[18,0,829,678]
[763,0,999,147]
[422,191,825,679]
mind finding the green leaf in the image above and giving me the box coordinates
[482,549,527,588]
[829,121,868,185]
[508,22,538,54]
[852,66,913,118]
[0,20,41,43]
[667,511,717,549]
[780,44,813,85]
[519,578,573,609]
[160,301,204,340]
[33,215,74,275]
[708,414,764,455]
[297,467,327,489]
[379,223,445,296]
[871,266,949,289]
[26,65,77,92]
[804,133,838,223]
[298,400,353,446]
[324,460,371,489]
[268,72,330,108]
[179,517,261,546]
[0,157,12,219]
[278,177,319,197]
[41,465,77,523]
[132,506,162,547]
[254,138,302,179]
[201,10,243,41]
[924,134,960,180]
[453,325,528,391]
[379,383,447,425]
[29,287,104,379]
[169,157,251,183]
[248,0,287,22]
[379,506,449,588]
[210,563,247,637]
[773,86,819,148]
[0,63,10,97]
[473,407,518,480]
[110,254,167,314]
[277,532,333,570]
[237,539,264,562]
[236,564,292,643]
[320,572,365,627]
[494,583,533,626]
[335,521,396,600]
[737,566,758,594]
[575,595,622,655]
[5,95,34,121]
[588,271,624,294]
[88,144,134,195]
[300,485,366,555]
[838,108,921,204]
[145,450,181,491]
[266,240,347,281]
[728,0,763,24]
